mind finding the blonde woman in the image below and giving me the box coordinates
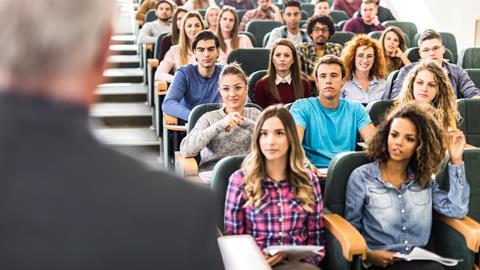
[205,6,220,33]
[394,60,459,130]
[224,105,324,270]
[154,11,204,83]
[216,6,253,64]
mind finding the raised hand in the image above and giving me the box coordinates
[447,128,466,165]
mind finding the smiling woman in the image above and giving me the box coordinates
[179,63,261,169]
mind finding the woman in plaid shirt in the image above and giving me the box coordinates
[224,105,325,269]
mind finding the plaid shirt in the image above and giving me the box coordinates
[296,42,343,78]
[224,169,325,266]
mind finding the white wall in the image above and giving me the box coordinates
[383,0,480,50]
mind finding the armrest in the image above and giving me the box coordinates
[143,43,153,52]
[436,213,480,252]
[148,59,159,68]
[163,113,187,132]
[175,151,199,176]
[136,20,144,27]
[324,213,367,261]
[155,81,168,96]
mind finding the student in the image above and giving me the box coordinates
[216,6,253,64]
[179,63,261,169]
[394,61,459,130]
[380,26,410,75]
[205,6,220,33]
[313,0,331,16]
[239,0,283,31]
[224,105,325,269]
[345,101,469,269]
[343,0,385,34]
[266,0,311,48]
[341,34,387,103]
[290,55,376,173]
[155,11,204,83]
[354,0,395,23]
[332,0,360,18]
[157,8,188,62]
[391,29,480,99]
[162,30,223,121]
[223,0,256,10]
[295,15,343,80]
[254,39,311,108]
[137,0,173,44]
[183,0,218,11]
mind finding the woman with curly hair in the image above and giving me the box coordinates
[341,34,387,104]
[224,105,324,269]
[216,6,253,64]
[345,101,469,269]
[395,60,459,129]
[253,39,310,108]
[380,26,410,75]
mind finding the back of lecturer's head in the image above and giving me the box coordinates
[0,0,116,82]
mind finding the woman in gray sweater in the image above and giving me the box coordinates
[180,63,261,169]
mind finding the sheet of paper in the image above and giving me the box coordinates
[218,235,271,270]
[264,245,324,260]
[393,247,462,266]
[198,170,214,185]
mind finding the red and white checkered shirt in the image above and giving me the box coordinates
[224,169,325,266]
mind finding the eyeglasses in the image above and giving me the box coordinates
[220,85,245,93]
[312,27,329,33]
[420,45,443,54]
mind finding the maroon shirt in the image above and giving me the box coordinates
[343,17,385,34]
[253,76,311,109]
[332,0,361,17]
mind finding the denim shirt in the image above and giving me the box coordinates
[341,75,387,104]
[345,162,469,253]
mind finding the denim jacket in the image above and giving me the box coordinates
[345,162,469,253]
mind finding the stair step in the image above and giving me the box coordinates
[109,44,138,55]
[96,83,147,102]
[111,35,136,45]
[90,102,152,127]
[93,127,159,146]
[103,68,143,83]
[107,55,140,68]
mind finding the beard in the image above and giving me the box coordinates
[315,40,327,46]
[159,16,171,23]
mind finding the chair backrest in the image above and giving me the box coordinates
[465,68,480,89]
[300,3,314,16]
[245,20,283,47]
[457,98,480,147]
[212,155,246,229]
[385,69,400,100]
[262,32,270,47]
[237,9,247,22]
[144,9,157,23]
[336,20,347,31]
[154,32,170,59]
[248,70,268,100]
[458,48,480,69]
[330,31,355,47]
[382,20,417,47]
[366,100,394,126]
[330,10,349,24]
[413,32,458,63]
[239,31,257,48]
[435,149,480,222]
[324,151,371,215]
[227,48,270,76]
[405,47,454,63]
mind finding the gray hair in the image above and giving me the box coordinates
[0,0,116,82]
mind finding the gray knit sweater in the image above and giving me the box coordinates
[179,107,261,169]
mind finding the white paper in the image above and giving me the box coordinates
[393,247,462,266]
[264,245,324,260]
[217,235,271,270]
[198,170,214,185]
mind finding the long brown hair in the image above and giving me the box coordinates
[380,26,408,73]
[216,6,240,54]
[171,8,187,45]
[342,34,387,80]
[242,105,316,212]
[178,11,204,66]
[266,39,305,103]
[395,60,459,129]
[367,101,447,188]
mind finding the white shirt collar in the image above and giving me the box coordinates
[275,73,292,85]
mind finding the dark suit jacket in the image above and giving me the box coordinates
[0,91,223,270]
